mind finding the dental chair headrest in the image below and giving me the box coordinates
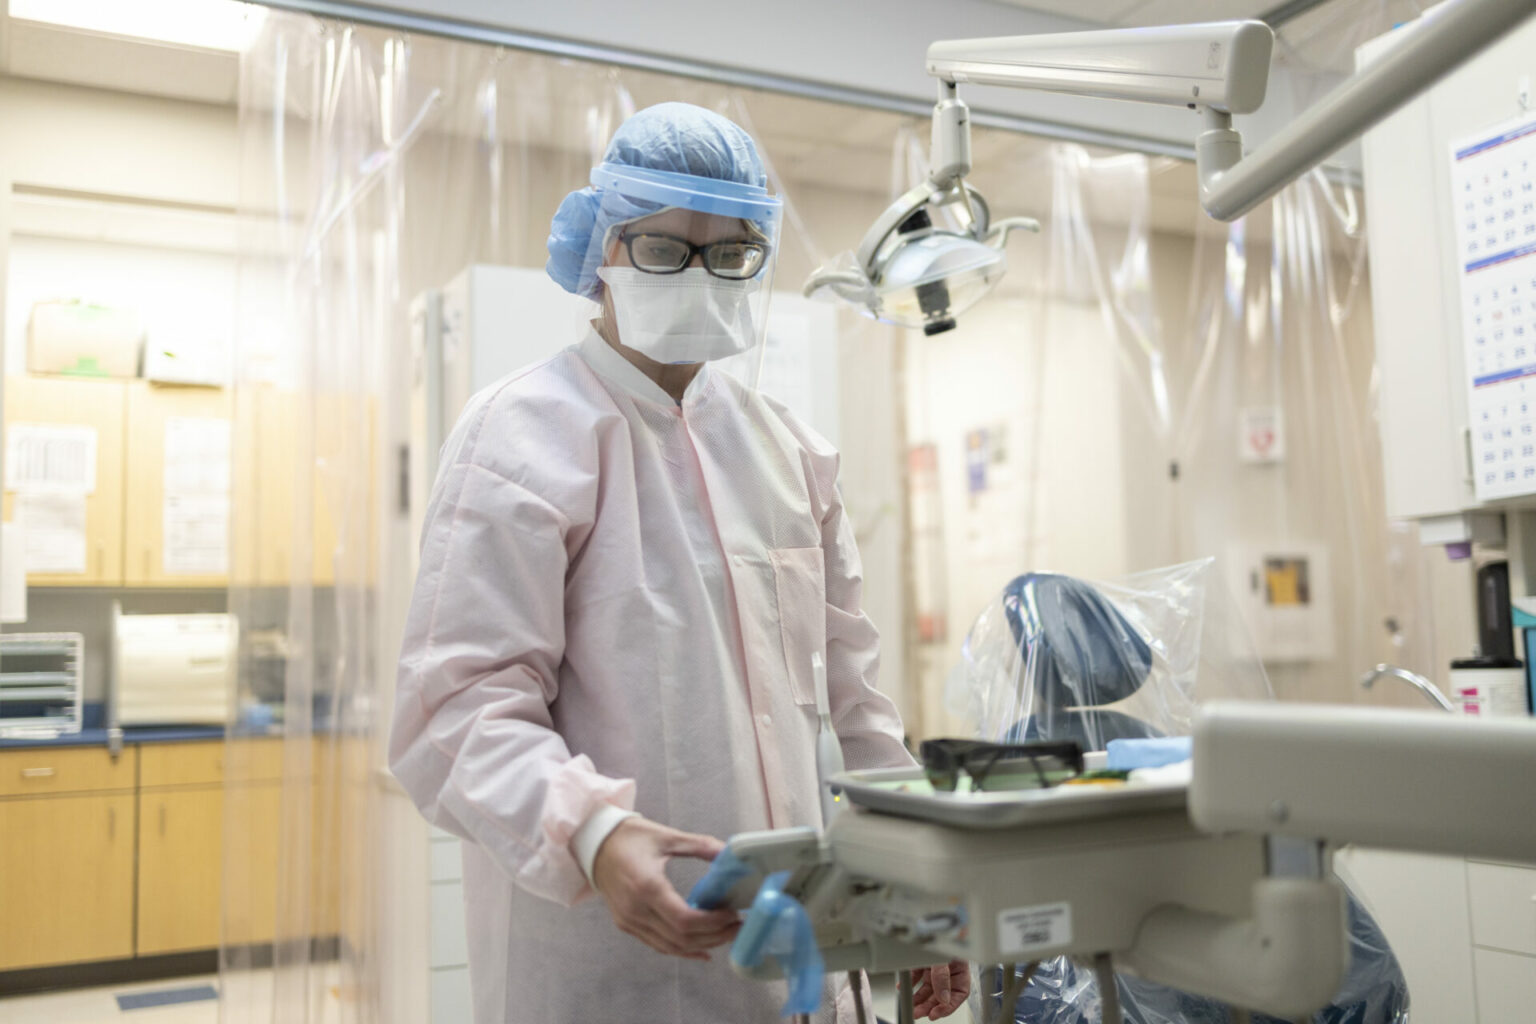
[1001,572,1154,710]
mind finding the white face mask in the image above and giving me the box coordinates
[596,266,759,364]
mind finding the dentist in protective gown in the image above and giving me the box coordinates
[391,102,969,1023]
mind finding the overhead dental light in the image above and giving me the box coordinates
[808,0,1536,331]
[804,82,1039,336]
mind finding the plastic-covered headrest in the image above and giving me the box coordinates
[1001,573,1153,709]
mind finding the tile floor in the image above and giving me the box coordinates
[0,970,345,1024]
[0,971,969,1023]
[0,975,219,1024]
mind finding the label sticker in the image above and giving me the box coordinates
[997,902,1072,956]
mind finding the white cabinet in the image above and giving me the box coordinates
[1473,947,1536,1024]
[1339,848,1536,1023]
[1467,860,1536,956]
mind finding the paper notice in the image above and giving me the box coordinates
[2,522,29,622]
[163,417,232,575]
[163,493,230,575]
[16,492,88,574]
[164,417,232,495]
[5,424,97,495]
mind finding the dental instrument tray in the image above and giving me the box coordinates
[832,765,1186,829]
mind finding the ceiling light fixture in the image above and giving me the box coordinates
[8,0,268,53]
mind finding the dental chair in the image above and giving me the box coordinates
[988,573,1410,1024]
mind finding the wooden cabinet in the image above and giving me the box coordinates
[135,739,284,952]
[1,375,127,586]
[123,381,232,587]
[137,787,223,955]
[257,389,378,588]
[224,780,283,947]
[0,792,135,969]
[0,738,331,974]
[252,387,296,587]
[0,744,134,797]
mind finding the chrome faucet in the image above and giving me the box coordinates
[1360,664,1457,713]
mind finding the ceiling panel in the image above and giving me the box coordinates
[1112,0,1277,25]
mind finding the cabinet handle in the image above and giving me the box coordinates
[20,767,56,779]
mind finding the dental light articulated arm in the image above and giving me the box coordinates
[926,0,1536,222]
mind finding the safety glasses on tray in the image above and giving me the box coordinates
[919,738,1085,793]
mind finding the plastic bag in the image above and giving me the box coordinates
[978,895,1408,1024]
[954,563,1410,1023]
[948,558,1260,750]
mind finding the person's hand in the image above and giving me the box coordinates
[591,817,741,961]
[912,960,971,1020]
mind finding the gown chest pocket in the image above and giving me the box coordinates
[769,546,827,707]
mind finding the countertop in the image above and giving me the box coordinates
[0,703,282,749]
[0,724,233,749]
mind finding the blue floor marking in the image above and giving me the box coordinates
[115,984,219,1011]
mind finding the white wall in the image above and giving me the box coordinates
[5,236,233,378]
[902,296,1129,737]
[0,77,239,206]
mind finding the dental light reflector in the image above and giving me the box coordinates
[875,231,1005,336]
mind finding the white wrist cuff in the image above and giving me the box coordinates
[573,804,640,884]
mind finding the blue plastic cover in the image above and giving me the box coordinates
[730,870,825,1017]
[1105,737,1192,771]
[687,846,754,911]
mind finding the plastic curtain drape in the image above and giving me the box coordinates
[901,141,1194,738]
[225,16,636,1023]
[224,12,915,1023]
[1170,171,1439,702]
[906,139,1432,729]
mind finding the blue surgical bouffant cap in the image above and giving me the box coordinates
[546,102,777,299]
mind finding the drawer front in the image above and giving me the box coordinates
[1473,947,1536,1024]
[0,746,134,796]
[224,737,284,783]
[1468,860,1536,956]
[139,741,224,788]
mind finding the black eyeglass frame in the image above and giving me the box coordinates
[617,231,772,280]
[918,738,1086,793]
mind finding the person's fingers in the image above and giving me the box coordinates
[636,891,736,953]
[652,883,739,936]
[624,913,709,961]
[662,828,726,862]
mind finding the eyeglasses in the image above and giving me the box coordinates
[919,739,1085,793]
[619,232,771,280]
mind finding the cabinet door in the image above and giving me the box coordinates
[0,793,134,969]
[124,381,232,587]
[1,375,127,586]
[255,388,297,587]
[224,780,282,946]
[137,787,223,955]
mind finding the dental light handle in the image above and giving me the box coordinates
[813,653,845,825]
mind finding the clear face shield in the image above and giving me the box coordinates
[582,164,782,385]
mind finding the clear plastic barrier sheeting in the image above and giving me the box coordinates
[224,10,932,1023]
[221,5,1435,1022]
[948,559,1273,750]
[225,16,642,1024]
[953,568,1409,1024]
